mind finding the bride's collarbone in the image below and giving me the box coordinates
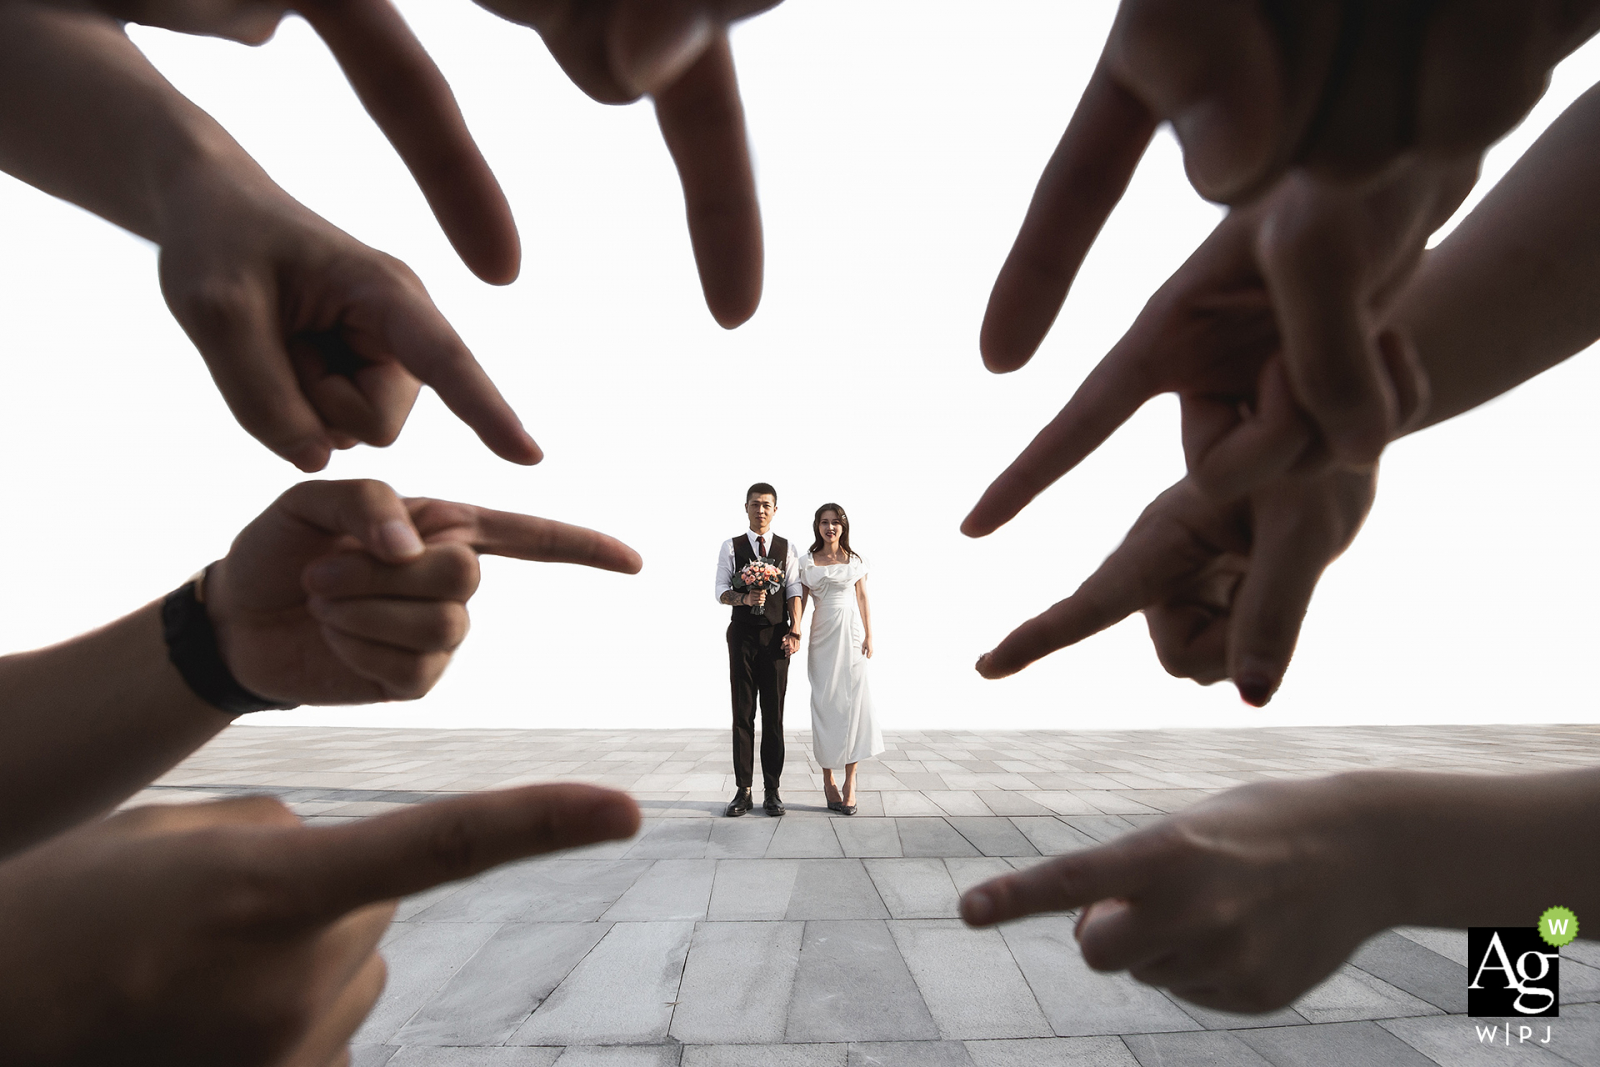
[809,551,851,567]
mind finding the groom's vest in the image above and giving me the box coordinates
[731,534,790,629]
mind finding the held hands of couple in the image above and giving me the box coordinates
[0,783,639,1066]
[205,478,642,705]
[98,0,776,329]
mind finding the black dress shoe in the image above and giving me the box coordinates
[763,790,785,816]
[826,799,845,814]
[840,803,857,816]
[725,788,753,817]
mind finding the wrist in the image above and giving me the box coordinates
[162,563,296,717]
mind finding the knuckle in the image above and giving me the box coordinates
[435,544,481,598]
[384,655,442,701]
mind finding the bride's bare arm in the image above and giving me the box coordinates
[855,576,873,658]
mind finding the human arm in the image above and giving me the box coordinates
[0,2,538,471]
[0,780,638,1066]
[714,539,760,607]
[854,573,872,658]
[0,478,640,860]
[781,596,802,655]
[961,766,1600,1013]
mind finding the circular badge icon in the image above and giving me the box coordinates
[1540,906,1579,948]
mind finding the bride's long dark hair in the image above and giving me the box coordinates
[809,502,860,559]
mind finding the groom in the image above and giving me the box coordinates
[713,483,803,817]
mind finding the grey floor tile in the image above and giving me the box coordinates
[413,860,651,923]
[352,1046,398,1067]
[1394,926,1469,967]
[551,1047,682,1067]
[865,859,962,919]
[671,921,805,1044]
[1171,998,1307,1031]
[890,920,1051,1040]
[1235,1019,1437,1066]
[1057,816,1139,843]
[1351,930,1468,1013]
[946,818,1040,858]
[1382,1014,1570,1065]
[354,922,502,1044]
[1009,818,1097,856]
[973,792,1053,818]
[786,859,890,920]
[768,817,847,858]
[785,920,940,1043]
[1544,1002,1600,1066]
[896,818,980,858]
[395,922,610,1045]
[1292,965,1441,1023]
[834,818,903,858]
[625,820,713,859]
[945,857,1021,897]
[1559,958,1600,1003]
[1123,1031,1274,1066]
[602,860,717,921]
[847,1040,975,1066]
[963,1036,1140,1066]
[1000,915,1200,1037]
[388,1052,561,1067]
[682,1045,846,1067]
[706,817,780,858]
[510,922,695,1045]
[708,859,801,920]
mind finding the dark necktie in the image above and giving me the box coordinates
[757,535,766,558]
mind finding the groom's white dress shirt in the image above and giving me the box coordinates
[713,531,805,605]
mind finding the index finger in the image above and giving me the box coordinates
[370,269,542,465]
[975,479,1221,679]
[301,0,521,285]
[980,57,1157,373]
[961,838,1149,927]
[468,506,644,574]
[653,33,763,329]
[284,783,640,923]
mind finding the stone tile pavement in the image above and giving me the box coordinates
[129,724,1600,1067]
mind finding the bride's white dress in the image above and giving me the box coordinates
[802,551,882,769]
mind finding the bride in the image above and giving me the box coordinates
[801,503,882,815]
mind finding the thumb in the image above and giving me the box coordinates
[276,479,426,564]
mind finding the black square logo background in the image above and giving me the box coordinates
[1468,927,1560,1017]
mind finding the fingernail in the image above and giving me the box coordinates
[975,653,992,676]
[962,889,995,926]
[305,556,353,591]
[378,520,424,560]
[1235,658,1278,707]
[614,10,713,97]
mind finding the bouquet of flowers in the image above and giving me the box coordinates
[734,558,784,615]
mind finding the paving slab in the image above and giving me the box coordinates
[510,922,695,1046]
[865,859,962,919]
[602,860,716,921]
[394,921,610,1045]
[670,921,804,1044]
[847,1040,976,1066]
[785,920,940,1043]
[962,1037,1141,1067]
[889,920,1051,1040]
[1235,1019,1438,1066]
[785,858,889,920]
[833,817,903,857]
[1123,1030,1275,1066]
[1381,1014,1570,1067]
[707,858,800,920]
[1000,915,1201,1037]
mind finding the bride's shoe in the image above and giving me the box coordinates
[824,782,844,813]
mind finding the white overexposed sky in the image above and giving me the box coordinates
[1,1,1598,732]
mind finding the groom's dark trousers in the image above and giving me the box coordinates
[729,533,789,793]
